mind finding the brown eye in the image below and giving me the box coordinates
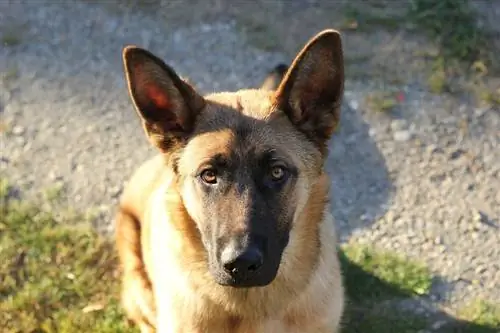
[201,169,217,184]
[270,165,286,181]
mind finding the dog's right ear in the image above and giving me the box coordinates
[272,30,344,154]
[122,46,206,151]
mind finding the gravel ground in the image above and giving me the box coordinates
[1,0,499,315]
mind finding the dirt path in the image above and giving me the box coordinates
[1,0,499,317]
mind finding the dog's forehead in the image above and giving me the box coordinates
[180,90,292,166]
[203,89,275,120]
[193,89,279,145]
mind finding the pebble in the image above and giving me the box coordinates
[348,99,359,111]
[390,119,409,131]
[393,130,413,142]
[472,209,488,225]
[12,125,25,135]
[449,148,466,160]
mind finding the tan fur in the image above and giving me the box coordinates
[115,29,345,333]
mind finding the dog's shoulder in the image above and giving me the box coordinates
[119,154,170,222]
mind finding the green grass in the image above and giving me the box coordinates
[427,56,449,93]
[340,245,500,332]
[407,0,499,104]
[1,33,22,47]
[1,177,498,332]
[408,0,490,65]
[0,178,137,333]
[1,22,26,47]
[364,91,399,113]
[342,244,433,302]
[456,300,500,330]
[342,3,407,32]
[340,245,432,332]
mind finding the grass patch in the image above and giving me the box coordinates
[408,0,500,104]
[475,87,500,107]
[340,244,433,332]
[364,91,399,113]
[408,0,491,65]
[341,244,433,303]
[0,178,137,333]
[457,300,500,329]
[1,22,27,47]
[427,56,449,94]
[341,309,429,333]
[1,32,22,47]
[342,3,407,32]
[42,182,66,203]
[340,244,500,332]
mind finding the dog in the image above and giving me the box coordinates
[114,29,345,333]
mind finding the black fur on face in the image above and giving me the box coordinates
[180,122,298,288]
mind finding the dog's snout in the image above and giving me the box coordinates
[221,245,263,277]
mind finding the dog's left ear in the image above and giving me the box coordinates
[273,29,344,152]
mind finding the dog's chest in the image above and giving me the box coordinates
[157,317,310,333]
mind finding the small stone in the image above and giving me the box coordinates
[475,266,487,274]
[393,130,413,142]
[12,125,25,135]
[384,210,398,223]
[348,99,359,110]
[0,156,9,166]
[466,183,475,191]
[345,134,358,144]
[431,320,447,330]
[472,209,488,225]
[15,136,25,145]
[474,107,487,117]
[390,119,408,131]
[449,148,466,160]
[200,24,211,32]
[427,144,443,155]
[110,186,122,198]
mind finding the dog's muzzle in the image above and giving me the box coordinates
[221,244,264,279]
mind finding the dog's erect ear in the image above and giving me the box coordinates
[122,46,205,151]
[273,30,344,152]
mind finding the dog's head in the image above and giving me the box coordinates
[122,30,344,288]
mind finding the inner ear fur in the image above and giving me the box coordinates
[122,45,205,152]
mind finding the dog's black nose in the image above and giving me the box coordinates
[221,246,263,276]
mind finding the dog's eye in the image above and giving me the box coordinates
[200,169,217,184]
[270,165,287,182]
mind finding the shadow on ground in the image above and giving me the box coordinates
[326,101,393,240]
[339,253,499,333]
